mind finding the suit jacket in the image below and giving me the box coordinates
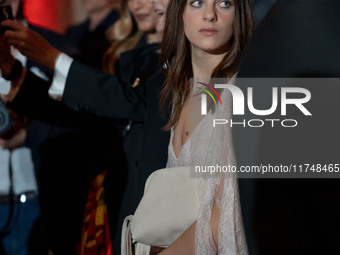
[62,43,170,253]
[9,24,125,255]
[235,1,340,254]
[66,10,120,69]
[11,41,170,254]
[250,0,281,26]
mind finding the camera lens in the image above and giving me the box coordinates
[0,101,12,137]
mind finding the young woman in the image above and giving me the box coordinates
[157,0,254,253]
[103,0,161,74]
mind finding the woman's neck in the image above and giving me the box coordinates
[192,52,225,78]
[146,31,163,44]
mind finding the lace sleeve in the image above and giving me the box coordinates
[194,78,248,255]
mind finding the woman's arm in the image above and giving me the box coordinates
[158,222,196,255]
[159,191,220,255]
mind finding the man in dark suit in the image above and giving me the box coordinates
[0,0,83,254]
[250,0,280,26]
[1,15,170,254]
[235,1,340,254]
[66,0,120,69]
[9,58,170,255]
[1,1,125,254]
[62,40,169,254]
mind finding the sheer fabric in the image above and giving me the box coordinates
[166,77,248,255]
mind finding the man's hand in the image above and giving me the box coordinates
[0,127,26,150]
[1,19,61,70]
[0,34,17,78]
[0,109,26,150]
[3,66,27,103]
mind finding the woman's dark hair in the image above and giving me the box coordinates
[160,0,254,130]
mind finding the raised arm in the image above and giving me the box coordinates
[2,19,60,70]
[1,20,157,123]
[61,59,148,121]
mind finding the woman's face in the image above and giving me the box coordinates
[128,0,159,33]
[183,0,235,54]
[149,0,169,33]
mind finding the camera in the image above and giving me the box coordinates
[0,5,14,35]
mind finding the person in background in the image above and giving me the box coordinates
[77,0,162,253]
[235,0,340,254]
[0,0,162,254]
[249,0,279,25]
[66,0,120,69]
[0,1,111,254]
[0,0,78,254]
[0,100,41,255]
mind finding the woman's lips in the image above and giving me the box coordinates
[135,14,148,21]
[199,28,218,36]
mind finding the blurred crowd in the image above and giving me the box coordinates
[0,0,339,255]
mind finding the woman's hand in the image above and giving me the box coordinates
[1,19,61,70]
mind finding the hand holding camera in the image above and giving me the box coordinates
[0,5,13,35]
[0,5,18,80]
[1,6,61,70]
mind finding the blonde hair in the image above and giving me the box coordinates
[102,0,143,74]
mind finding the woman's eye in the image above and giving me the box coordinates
[190,0,203,7]
[219,1,231,8]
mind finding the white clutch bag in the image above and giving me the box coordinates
[121,166,206,254]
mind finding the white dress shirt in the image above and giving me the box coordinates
[0,49,37,196]
[48,53,73,99]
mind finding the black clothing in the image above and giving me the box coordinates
[66,10,120,69]
[62,43,170,253]
[250,0,280,26]
[11,41,170,255]
[9,24,123,255]
[3,23,82,255]
[236,1,340,254]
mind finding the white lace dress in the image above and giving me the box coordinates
[166,85,248,255]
